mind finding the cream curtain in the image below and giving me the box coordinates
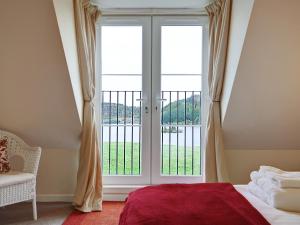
[73,0,102,212]
[204,0,231,182]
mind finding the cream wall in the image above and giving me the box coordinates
[37,148,79,201]
[0,0,80,198]
[226,149,300,184]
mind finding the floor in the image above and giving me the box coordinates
[0,202,73,225]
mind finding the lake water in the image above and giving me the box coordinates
[102,126,201,147]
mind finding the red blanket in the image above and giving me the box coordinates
[119,183,270,225]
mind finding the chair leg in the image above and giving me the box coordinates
[32,196,37,220]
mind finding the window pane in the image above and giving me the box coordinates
[161,75,202,91]
[102,75,142,91]
[101,26,142,74]
[161,26,202,74]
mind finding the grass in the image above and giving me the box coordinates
[102,142,201,176]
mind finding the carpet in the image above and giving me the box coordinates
[63,202,125,225]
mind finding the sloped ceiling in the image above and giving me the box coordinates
[0,0,81,149]
[223,0,300,149]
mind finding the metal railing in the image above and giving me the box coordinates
[161,91,201,176]
[101,91,201,176]
[101,91,142,175]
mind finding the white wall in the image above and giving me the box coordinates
[53,0,83,123]
[221,0,255,121]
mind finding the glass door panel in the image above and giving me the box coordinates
[99,17,151,185]
[152,17,207,184]
[161,26,203,74]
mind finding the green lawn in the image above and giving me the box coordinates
[102,142,201,176]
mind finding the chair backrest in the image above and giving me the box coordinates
[0,130,41,175]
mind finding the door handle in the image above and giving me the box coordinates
[136,98,149,114]
[154,98,167,111]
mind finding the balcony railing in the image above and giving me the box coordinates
[101,91,201,176]
[160,91,201,176]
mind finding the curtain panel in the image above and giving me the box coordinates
[204,0,231,182]
[73,0,102,212]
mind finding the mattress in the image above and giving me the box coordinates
[235,185,300,225]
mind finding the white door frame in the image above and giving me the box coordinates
[97,15,208,185]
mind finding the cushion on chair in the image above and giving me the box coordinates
[0,170,35,187]
[0,137,10,173]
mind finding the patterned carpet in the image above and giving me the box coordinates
[63,202,125,225]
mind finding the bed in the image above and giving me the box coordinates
[119,183,300,225]
[235,185,300,225]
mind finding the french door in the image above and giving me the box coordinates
[97,16,208,185]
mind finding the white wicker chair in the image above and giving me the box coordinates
[0,130,41,220]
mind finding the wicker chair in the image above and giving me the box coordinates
[0,130,41,220]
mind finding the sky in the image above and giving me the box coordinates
[101,25,203,105]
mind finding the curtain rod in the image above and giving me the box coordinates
[98,8,208,16]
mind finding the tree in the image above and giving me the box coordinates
[162,95,201,124]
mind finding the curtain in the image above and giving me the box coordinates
[204,0,231,182]
[73,0,102,212]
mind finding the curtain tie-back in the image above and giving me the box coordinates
[210,98,221,103]
[84,99,95,108]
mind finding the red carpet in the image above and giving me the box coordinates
[63,202,125,225]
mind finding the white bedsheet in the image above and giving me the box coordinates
[235,185,300,225]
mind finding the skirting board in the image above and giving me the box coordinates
[37,193,128,202]
[37,194,74,202]
[37,185,142,202]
